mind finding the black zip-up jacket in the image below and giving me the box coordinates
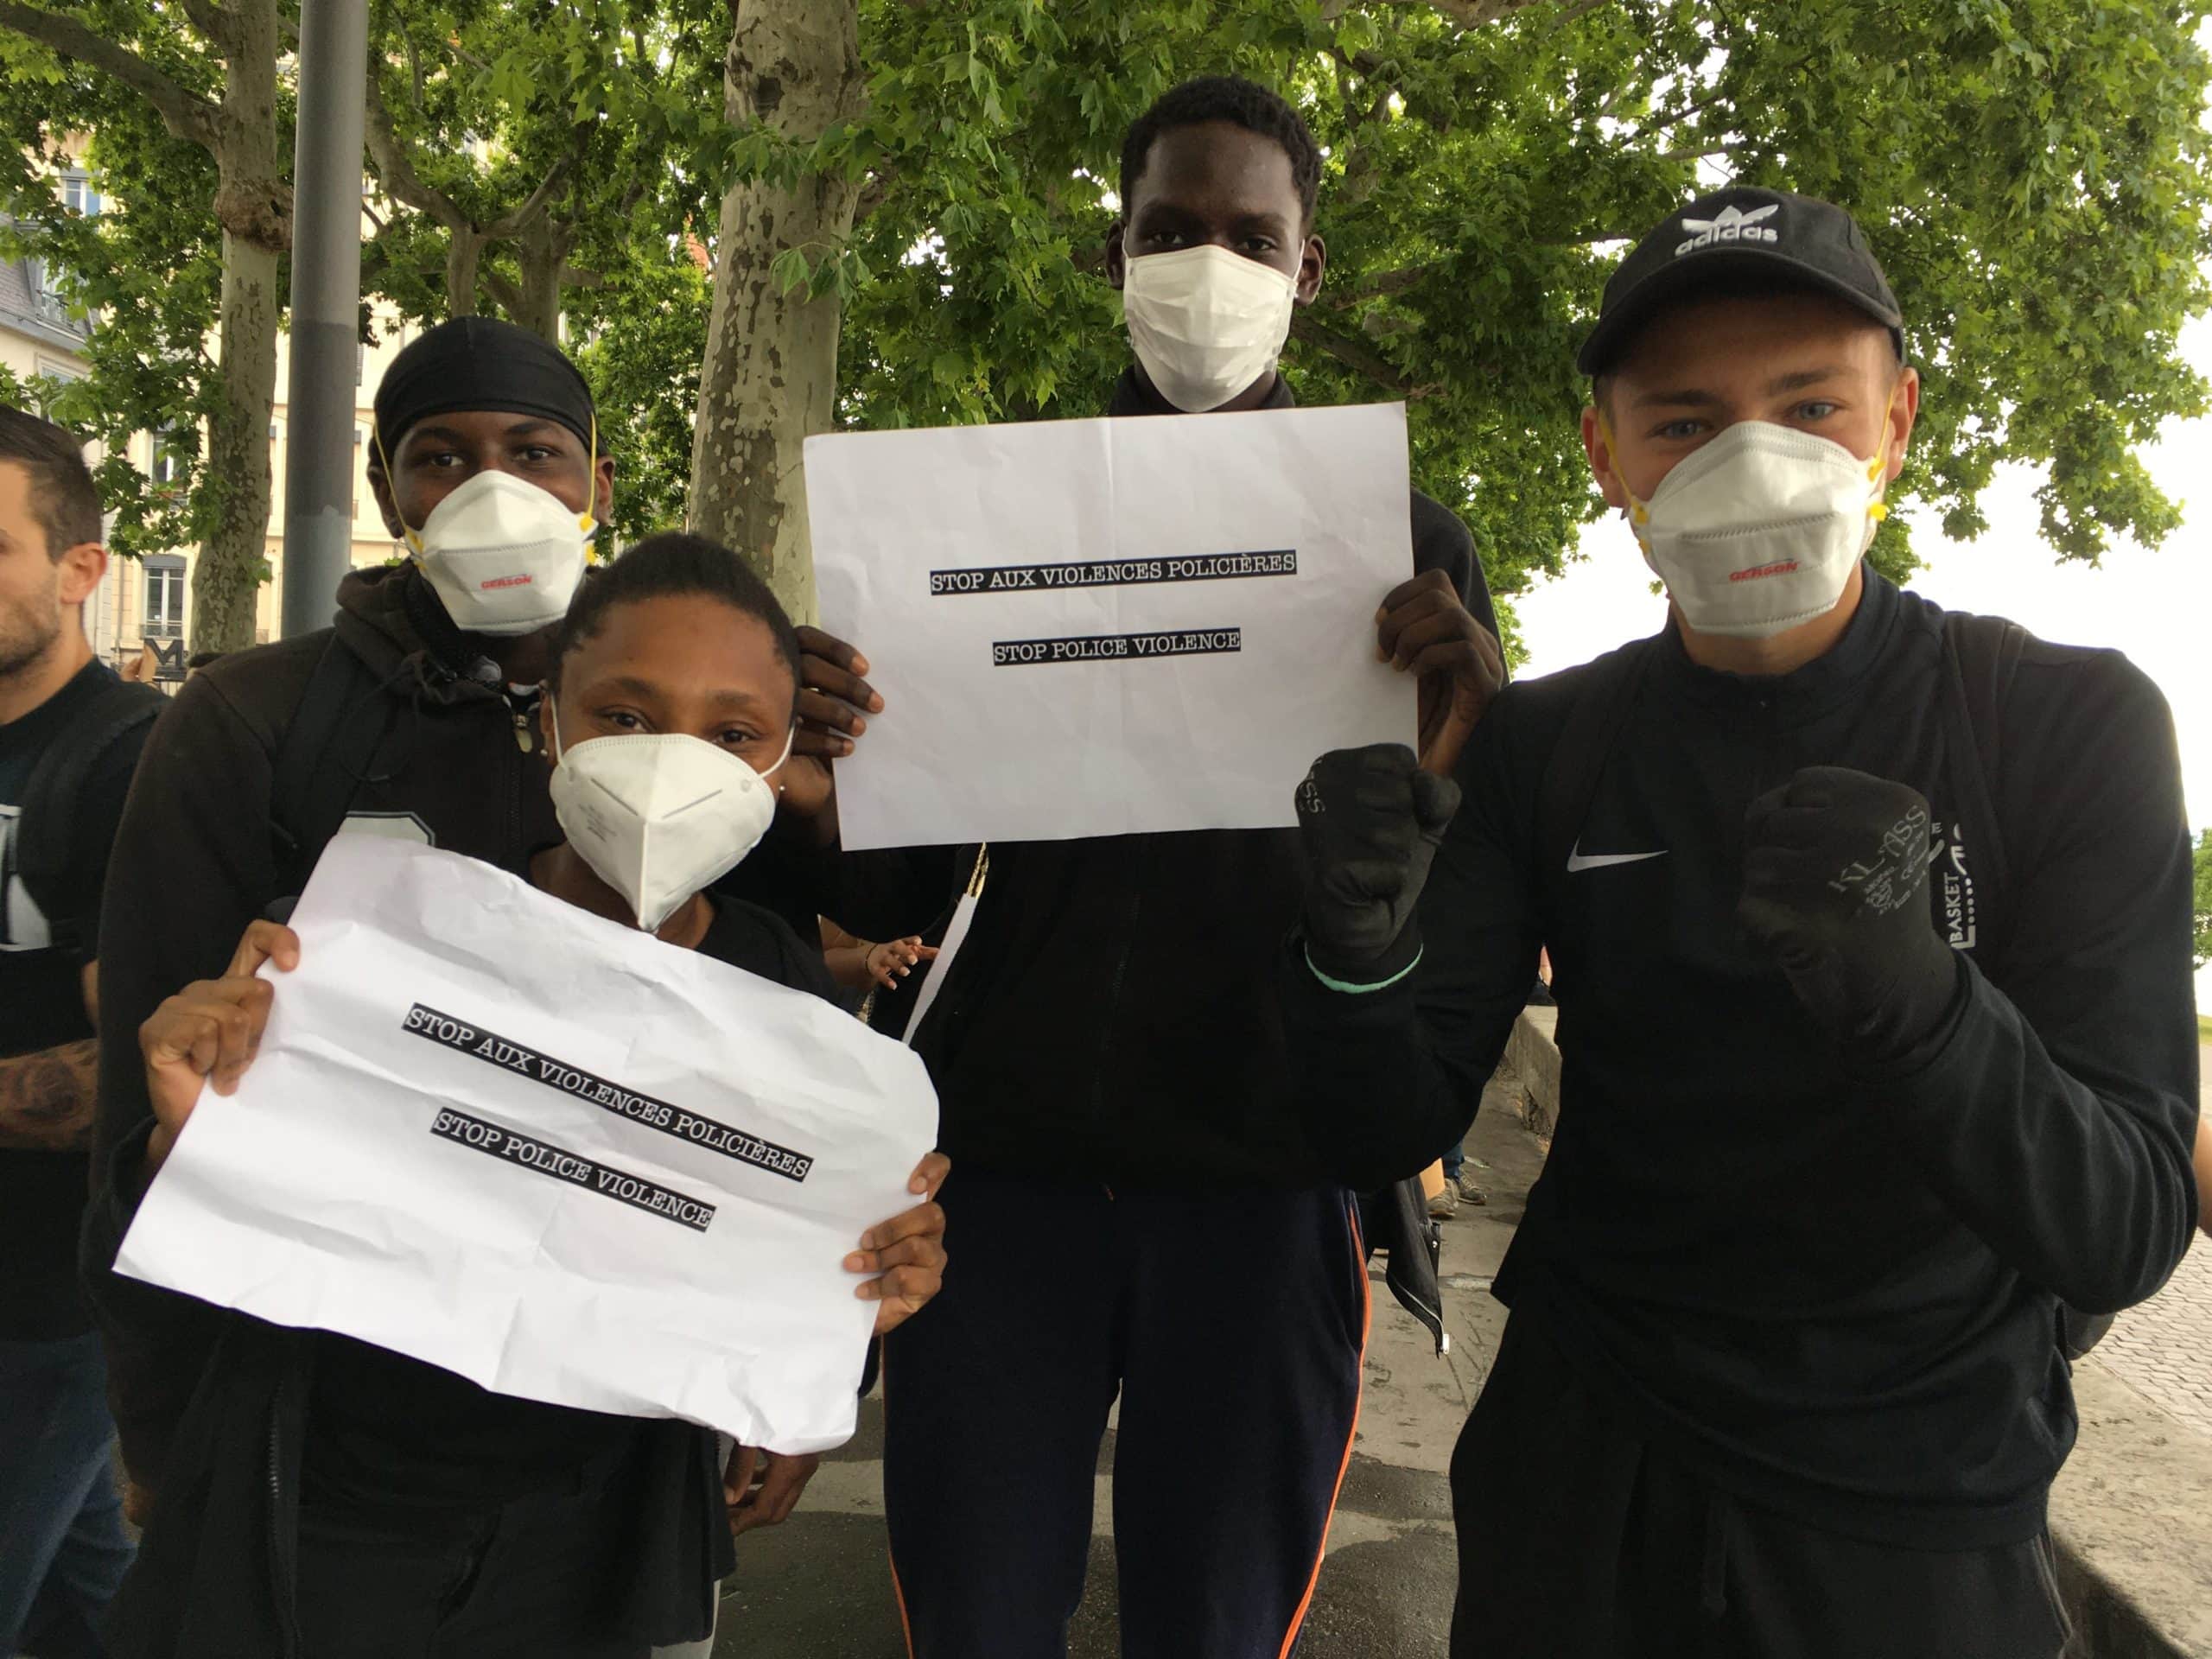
[81,565,732,1656]
[828,370,1497,1189]
[1281,572,2200,1546]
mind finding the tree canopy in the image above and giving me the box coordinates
[3,0,2209,644]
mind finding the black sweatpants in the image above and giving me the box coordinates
[881,1169,1369,1659]
[1450,1317,2073,1659]
[290,1462,659,1659]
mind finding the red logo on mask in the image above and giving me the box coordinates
[480,574,534,590]
[1728,560,1799,583]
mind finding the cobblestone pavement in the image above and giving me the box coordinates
[2088,1044,2212,1440]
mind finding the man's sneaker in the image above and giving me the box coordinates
[1427,1185,1459,1220]
[1455,1173,1487,1206]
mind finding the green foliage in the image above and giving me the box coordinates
[2193,826,2211,970]
[806,0,2212,603]
[0,3,283,567]
[9,0,2210,612]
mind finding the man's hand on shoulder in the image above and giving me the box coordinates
[1737,766,1962,1061]
[782,626,884,841]
[1376,569,1503,779]
[1294,743,1460,989]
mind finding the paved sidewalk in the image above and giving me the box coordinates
[2088,1044,2212,1440]
[706,1076,1540,1656]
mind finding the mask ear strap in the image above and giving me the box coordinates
[760,721,797,779]
[546,697,565,764]
[1594,412,1651,537]
[1866,381,1904,524]
[373,423,425,553]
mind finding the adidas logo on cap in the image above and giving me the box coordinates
[1675,202,1779,257]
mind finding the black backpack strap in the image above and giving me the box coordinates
[1535,638,1657,920]
[1937,611,2028,956]
[268,635,397,899]
[16,675,165,957]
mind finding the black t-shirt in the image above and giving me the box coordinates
[1,659,145,1338]
[302,890,844,1510]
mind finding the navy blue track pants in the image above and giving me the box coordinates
[881,1170,1369,1659]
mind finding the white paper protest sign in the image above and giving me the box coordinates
[117,835,938,1454]
[807,403,1418,850]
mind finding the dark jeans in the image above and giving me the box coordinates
[292,1467,659,1659]
[1450,1316,2072,1659]
[0,1332,137,1659]
[881,1170,1369,1659]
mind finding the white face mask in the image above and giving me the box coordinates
[1621,420,1890,640]
[404,470,597,637]
[548,709,793,933]
[1120,243,1297,412]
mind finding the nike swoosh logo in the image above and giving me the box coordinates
[1566,842,1668,874]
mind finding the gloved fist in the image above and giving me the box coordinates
[1295,744,1462,982]
[1737,766,1961,1058]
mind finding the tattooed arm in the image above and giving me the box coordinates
[0,1036,99,1150]
[0,961,101,1151]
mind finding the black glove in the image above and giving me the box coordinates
[1295,744,1462,983]
[1737,766,1962,1059]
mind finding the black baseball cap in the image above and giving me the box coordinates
[1577,186,1904,376]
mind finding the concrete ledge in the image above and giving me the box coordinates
[1505,1005,1560,1141]
[1496,1010,2212,1659]
[2050,1360,2212,1657]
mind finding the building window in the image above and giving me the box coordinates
[143,556,185,639]
[150,432,182,486]
[61,174,100,216]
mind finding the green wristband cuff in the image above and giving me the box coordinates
[1305,943,1423,995]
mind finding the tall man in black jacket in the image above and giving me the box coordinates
[1287,188,2200,1657]
[787,76,1503,1659]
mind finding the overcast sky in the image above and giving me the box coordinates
[1513,315,2212,1009]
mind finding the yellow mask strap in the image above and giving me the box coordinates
[1865,380,1903,524]
[1594,412,1651,534]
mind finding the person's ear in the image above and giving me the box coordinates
[593,454,614,525]
[54,542,107,608]
[1104,220,1128,291]
[1294,232,1325,306]
[1883,365,1920,485]
[367,456,405,540]
[1582,405,1631,512]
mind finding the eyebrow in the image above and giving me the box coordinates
[400,418,567,453]
[598,675,773,711]
[1630,366,1853,410]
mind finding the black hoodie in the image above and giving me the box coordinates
[83,564,736,1656]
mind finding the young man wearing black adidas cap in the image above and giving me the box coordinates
[1285,186,2199,1656]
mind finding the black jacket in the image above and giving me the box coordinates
[1282,572,2200,1546]
[829,370,1498,1190]
[82,565,733,1656]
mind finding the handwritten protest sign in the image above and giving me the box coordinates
[117,835,938,1454]
[807,403,1418,849]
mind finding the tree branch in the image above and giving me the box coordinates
[482,135,586,240]
[1290,312,1433,399]
[1371,0,1549,27]
[480,267,525,316]
[0,3,220,150]
[363,61,470,232]
[559,264,607,289]
[177,0,232,50]
[1325,262,1437,308]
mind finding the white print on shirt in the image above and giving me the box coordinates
[1931,818,1978,952]
[0,804,54,953]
